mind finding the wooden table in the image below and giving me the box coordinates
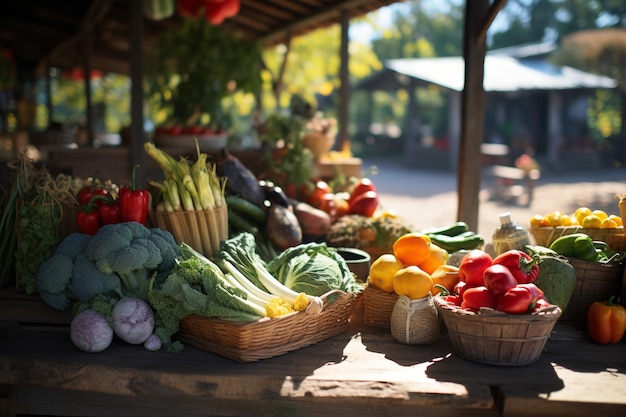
[1,289,625,417]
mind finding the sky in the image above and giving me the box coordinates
[349,1,510,44]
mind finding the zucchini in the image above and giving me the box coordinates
[228,208,260,237]
[226,196,267,225]
[421,222,469,237]
[429,232,484,252]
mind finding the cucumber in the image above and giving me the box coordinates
[429,232,484,252]
[226,196,267,225]
[422,222,469,237]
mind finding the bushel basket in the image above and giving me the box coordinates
[434,297,561,366]
[530,226,625,252]
[177,290,361,362]
[559,258,624,327]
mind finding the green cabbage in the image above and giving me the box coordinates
[266,242,362,296]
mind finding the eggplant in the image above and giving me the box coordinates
[218,149,265,207]
[266,205,302,251]
[259,179,291,208]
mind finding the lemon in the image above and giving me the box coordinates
[368,254,404,293]
[601,218,618,229]
[591,210,608,221]
[582,214,602,228]
[608,214,623,227]
[545,211,562,227]
[575,207,592,224]
[393,265,433,299]
[560,214,575,226]
[529,214,545,228]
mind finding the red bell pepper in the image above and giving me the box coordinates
[76,195,104,235]
[492,250,540,284]
[458,249,493,288]
[461,286,496,311]
[483,264,517,297]
[119,165,150,225]
[99,196,121,225]
[433,284,462,306]
[496,283,545,314]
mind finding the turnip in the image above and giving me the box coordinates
[70,309,114,353]
[143,334,162,351]
[112,298,155,344]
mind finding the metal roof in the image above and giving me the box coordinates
[374,54,617,93]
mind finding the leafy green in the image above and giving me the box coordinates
[266,242,362,296]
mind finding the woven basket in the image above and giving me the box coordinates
[530,226,625,252]
[149,205,228,258]
[434,298,562,366]
[362,284,399,330]
[177,290,361,362]
[559,258,624,327]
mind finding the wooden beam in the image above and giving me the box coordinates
[456,0,490,231]
[130,0,146,185]
[338,9,350,152]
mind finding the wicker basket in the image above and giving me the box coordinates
[559,258,624,327]
[530,226,625,252]
[177,290,361,362]
[362,284,399,330]
[149,205,228,258]
[434,298,562,366]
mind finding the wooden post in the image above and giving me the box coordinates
[338,9,350,152]
[130,0,146,185]
[456,0,506,233]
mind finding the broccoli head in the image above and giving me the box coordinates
[83,222,178,299]
[71,253,122,302]
[37,254,74,310]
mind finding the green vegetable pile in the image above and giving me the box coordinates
[148,232,362,349]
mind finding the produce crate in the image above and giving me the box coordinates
[362,284,398,330]
[530,226,625,252]
[560,258,624,327]
[434,298,561,366]
[177,290,361,362]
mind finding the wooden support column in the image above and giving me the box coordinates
[83,31,94,147]
[130,0,146,184]
[338,9,350,152]
[457,0,505,232]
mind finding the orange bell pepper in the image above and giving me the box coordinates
[587,296,626,344]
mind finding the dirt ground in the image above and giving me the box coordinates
[358,155,626,243]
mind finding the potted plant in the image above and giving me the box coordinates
[146,15,262,148]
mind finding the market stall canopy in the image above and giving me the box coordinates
[0,0,402,76]
[357,50,618,93]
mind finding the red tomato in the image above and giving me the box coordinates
[334,195,350,218]
[318,192,338,219]
[349,178,377,203]
[458,250,493,288]
[183,125,203,135]
[348,190,379,217]
[169,125,182,135]
[307,181,332,208]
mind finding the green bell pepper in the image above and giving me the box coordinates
[549,233,599,261]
